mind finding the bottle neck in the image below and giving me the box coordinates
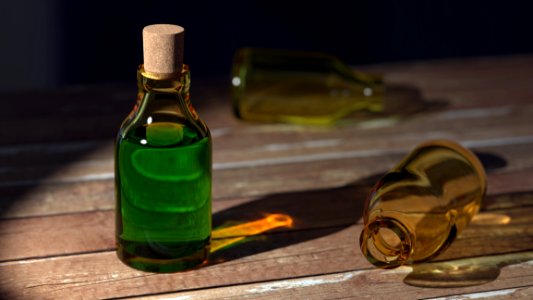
[359,216,413,268]
[137,64,191,102]
[134,64,201,121]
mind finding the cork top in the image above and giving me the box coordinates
[142,24,184,78]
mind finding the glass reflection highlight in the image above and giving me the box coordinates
[472,213,511,225]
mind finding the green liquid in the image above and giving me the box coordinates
[116,122,212,272]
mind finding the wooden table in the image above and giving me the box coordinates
[1,55,533,299]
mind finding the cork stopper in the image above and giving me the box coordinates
[142,24,184,79]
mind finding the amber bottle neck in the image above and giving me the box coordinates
[360,215,413,269]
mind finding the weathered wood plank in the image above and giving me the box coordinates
[2,102,533,169]
[2,55,532,123]
[133,252,533,300]
[1,93,532,189]
[2,150,532,219]
[0,81,233,145]
[0,226,363,299]
[0,55,532,146]
[0,210,115,262]
[428,286,533,299]
[0,184,368,262]
[0,57,533,165]
[1,183,532,266]
[4,123,532,184]
[365,55,533,107]
[1,220,532,299]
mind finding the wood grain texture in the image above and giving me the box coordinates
[2,163,533,220]
[133,253,533,300]
[2,103,533,169]
[1,191,532,298]
[0,227,365,299]
[1,225,532,299]
[1,82,532,219]
[1,182,531,262]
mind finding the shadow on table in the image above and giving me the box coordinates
[0,86,132,220]
[341,84,449,125]
[382,84,449,115]
[207,151,533,289]
[207,174,381,265]
[0,80,225,220]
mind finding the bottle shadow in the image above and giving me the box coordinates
[382,84,449,115]
[206,175,381,266]
[203,149,528,289]
[206,152,516,287]
[341,83,449,126]
[0,85,137,219]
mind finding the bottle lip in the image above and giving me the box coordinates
[359,216,413,269]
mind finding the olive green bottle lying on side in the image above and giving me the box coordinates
[115,24,211,273]
[231,48,384,125]
[360,140,486,269]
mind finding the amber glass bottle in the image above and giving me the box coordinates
[231,48,384,125]
[359,140,486,268]
[115,25,211,273]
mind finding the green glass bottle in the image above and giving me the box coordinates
[115,24,211,273]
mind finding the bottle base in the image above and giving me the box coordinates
[116,239,209,273]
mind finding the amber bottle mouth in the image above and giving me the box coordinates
[359,217,413,269]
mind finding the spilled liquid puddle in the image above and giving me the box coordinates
[404,211,530,287]
[404,251,533,287]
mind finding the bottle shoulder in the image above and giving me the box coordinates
[118,64,209,147]
[118,110,209,147]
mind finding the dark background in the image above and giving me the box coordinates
[1,0,532,91]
